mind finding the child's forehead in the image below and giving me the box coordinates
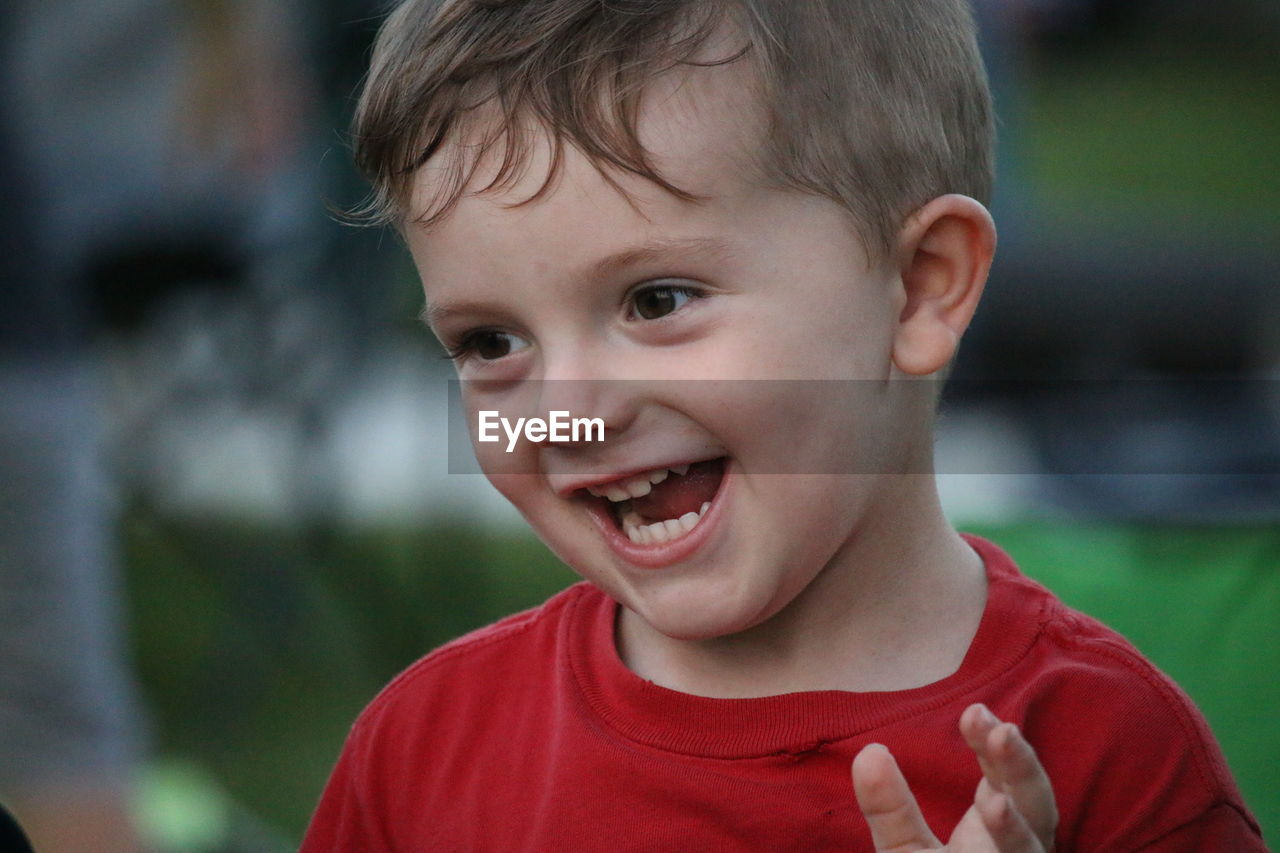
[409,139,753,287]
[637,49,769,189]
[406,30,769,229]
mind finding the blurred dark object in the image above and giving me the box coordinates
[1023,0,1280,48]
[89,237,248,334]
[965,226,1280,379]
[0,802,34,853]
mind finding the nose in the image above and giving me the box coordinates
[534,342,639,447]
[535,367,639,492]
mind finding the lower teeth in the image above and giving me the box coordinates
[621,501,713,545]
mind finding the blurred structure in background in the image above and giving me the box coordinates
[0,0,1275,850]
[0,3,152,850]
[950,0,1280,519]
[1,0,389,849]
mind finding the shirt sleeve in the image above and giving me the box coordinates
[299,725,393,853]
[1132,802,1267,852]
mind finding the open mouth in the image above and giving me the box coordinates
[583,457,727,545]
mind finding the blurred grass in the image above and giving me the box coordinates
[121,511,576,844]
[1024,39,1280,221]
[122,512,1279,846]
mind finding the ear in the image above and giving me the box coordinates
[891,194,996,376]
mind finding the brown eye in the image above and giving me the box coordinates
[447,329,529,363]
[630,285,695,320]
[473,331,514,359]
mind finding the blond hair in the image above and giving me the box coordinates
[353,0,994,259]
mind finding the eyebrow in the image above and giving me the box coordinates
[419,299,494,330]
[584,236,735,281]
[420,235,735,329]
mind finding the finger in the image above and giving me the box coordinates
[961,708,1058,848]
[976,783,1044,853]
[988,722,1058,847]
[852,743,942,851]
[960,704,1003,783]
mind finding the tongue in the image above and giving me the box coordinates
[630,459,724,521]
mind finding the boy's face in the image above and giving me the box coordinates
[409,60,925,642]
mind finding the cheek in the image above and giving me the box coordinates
[764,475,873,575]
[472,445,533,507]
[474,411,553,504]
[787,293,898,379]
[710,385,877,475]
[468,409,543,478]
[484,471,541,510]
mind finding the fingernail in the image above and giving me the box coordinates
[979,705,998,726]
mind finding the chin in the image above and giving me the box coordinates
[625,575,780,643]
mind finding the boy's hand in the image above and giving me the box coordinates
[852,704,1057,852]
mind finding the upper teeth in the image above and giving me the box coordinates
[586,464,691,502]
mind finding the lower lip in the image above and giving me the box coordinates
[584,461,731,569]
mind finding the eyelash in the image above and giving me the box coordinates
[441,340,470,362]
[441,281,706,364]
[440,330,519,364]
[623,281,706,321]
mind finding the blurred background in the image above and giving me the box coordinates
[0,0,1276,850]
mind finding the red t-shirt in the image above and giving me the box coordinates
[301,536,1264,851]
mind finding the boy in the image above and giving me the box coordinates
[302,1,1266,850]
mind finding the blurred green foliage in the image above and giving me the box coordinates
[121,511,576,842]
[1025,39,1280,220]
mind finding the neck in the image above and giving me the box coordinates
[615,476,987,698]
